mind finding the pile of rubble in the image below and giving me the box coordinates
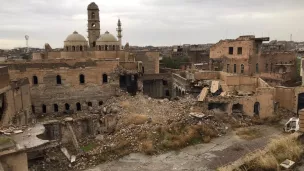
[28,92,262,171]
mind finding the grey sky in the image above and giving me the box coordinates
[0,0,303,49]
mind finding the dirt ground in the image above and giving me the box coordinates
[85,125,283,171]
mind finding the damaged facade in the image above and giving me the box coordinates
[209,35,297,86]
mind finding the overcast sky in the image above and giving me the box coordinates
[0,0,303,49]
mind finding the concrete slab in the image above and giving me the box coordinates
[12,124,49,150]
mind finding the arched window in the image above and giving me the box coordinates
[91,12,95,19]
[270,63,273,72]
[88,102,92,107]
[79,74,85,84]
[66,46,69,51]
[42,104,46,113]
[240,64,244,74]
[33,76,38,85]
[265,63,268,72]
[233,64,236,73]
[72,46,76,51]
[53,104,59,112]
[99,45,101,51]
[99,101,103,106]
[65,103,70,111]
[32,105,35,114]
[105,45,108,51]
[102,74,108,83]
[256,63,259,73]
[113,45,115,51]
[93,41,96,47]
[80,46,83,51]
[56,75,62,85]
[76,102,81,111]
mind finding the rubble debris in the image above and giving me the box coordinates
[189,112,205,119]
[60,147,76,163]
[280,159,295,169]
[198,87,209,101]
[210,81,219,93]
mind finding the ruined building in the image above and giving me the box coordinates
[209,35,297,86]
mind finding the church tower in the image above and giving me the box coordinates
[87,2,100,48]
[116,19,123,49]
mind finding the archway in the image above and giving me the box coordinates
[79,74,85,84]
[76,103,81,111]
[88,102,92,107]
[53,104,59,112]
[42,104,47,114]
[102,74,108,83]
[232,103,243,113]
[80,46,83,51]
[65,103,70,111]
[297,93,304,114]
[33,76,38,85]
[56,75,62,85]
[254,102,260,116]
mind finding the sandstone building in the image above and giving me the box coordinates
[209,35,297,86]
[0,2,159,120]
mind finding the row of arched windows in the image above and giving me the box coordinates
[96,45,119,51]
[32,74,108,85]
[32,101,104,114]
[65,45,85,52]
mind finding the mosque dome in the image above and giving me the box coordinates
[65,31,87,42]
[87,2,99,10]
[97,31,118,42]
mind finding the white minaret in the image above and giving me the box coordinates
[116,19,123,49]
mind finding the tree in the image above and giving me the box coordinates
[162,57,190,69]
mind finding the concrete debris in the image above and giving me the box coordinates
[189,112,205,118]
[61,147,76,163]
[210,81,219,93]
[280,159,295,169]
[198,87,209,102]
[13,130,23,134]
[64,117,73,122]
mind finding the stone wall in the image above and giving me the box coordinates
[0,60,120,115]
[142,74,172,98]
[0,78,32,127]
[0,152,28,171]
[0,67,9,89]
[134,51,160,74]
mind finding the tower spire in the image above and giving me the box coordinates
[117,18,123,49]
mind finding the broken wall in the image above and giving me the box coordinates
[134,51,159,74]
[0,67,9,89]
[0,152,28,171]
[0,78,32,127]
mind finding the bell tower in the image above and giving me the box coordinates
[87,2,100,48]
